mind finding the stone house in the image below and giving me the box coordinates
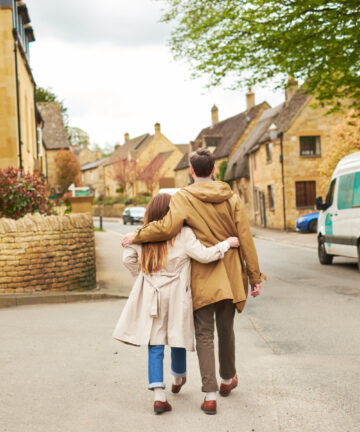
[37,102,70,194]
[174,94,270,187]
[225,85,345,230]
[0,0,44,174]
[103,123,184,198]
[81,157,109,198]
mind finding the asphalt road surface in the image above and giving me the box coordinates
[1,231,359,432]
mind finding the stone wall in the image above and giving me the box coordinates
[0,213,96,293]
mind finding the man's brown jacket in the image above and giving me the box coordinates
[132,181,264,312]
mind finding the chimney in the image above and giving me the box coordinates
[285,77,298,101]
[246,92,255,111]
[211,105,219,126]
[124,133,130,143]
[95,150,102,160]
[114,143,120,151]
[154,122,161,135]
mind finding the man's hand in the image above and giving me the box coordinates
[121,232,135,247]
[225,237,240,248]
[251,284,262,298]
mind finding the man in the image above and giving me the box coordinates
[121,148,264,414]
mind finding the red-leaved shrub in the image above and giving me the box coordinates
[0,167,53,220]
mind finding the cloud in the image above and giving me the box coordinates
[26,0,169,46]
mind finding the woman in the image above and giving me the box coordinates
[112,193,239,414]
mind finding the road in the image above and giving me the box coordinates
[1,225,359,432]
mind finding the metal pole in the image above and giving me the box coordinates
[99,215,103,231]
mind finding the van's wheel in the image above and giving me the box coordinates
[318,236,333,265]
[309,220,317,233]
[357,243,360,272]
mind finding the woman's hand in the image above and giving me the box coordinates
[225,237,240,248]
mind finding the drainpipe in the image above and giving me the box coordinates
[13,10,22,169]
[279,132,287,230]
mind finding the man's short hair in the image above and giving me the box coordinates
[189,148,215,177]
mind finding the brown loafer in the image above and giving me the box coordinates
[171,376,186,394]
[219,374,238,397]
[154,400,172,414]
[201,398,217,415]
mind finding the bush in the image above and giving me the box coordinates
[0,167,53,219]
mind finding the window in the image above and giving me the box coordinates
[300,136,321,156]
[266,143,272,162]
[353,172,360,207]
[253,153,257,170]
[296,181,316,207]
[267,185,275,209]
[325,178,336,207]
[254,188,259,212]
[337,173,355,210]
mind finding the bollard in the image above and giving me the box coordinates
[100,215,103,231]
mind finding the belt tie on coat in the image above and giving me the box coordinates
[143,272,181,318]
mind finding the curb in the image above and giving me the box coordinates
[253,234,317,250]
[0,291,128,309]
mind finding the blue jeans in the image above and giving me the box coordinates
[148,345,186,389]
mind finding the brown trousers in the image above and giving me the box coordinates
[193,300,236,392]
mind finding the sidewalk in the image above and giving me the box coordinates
[251,226,317,250]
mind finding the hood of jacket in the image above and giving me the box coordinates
[184,180,233,203]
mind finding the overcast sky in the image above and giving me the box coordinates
[26,0,284,148]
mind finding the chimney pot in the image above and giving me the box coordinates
[155,123,161,135]
[246,92,255,111]
[211,105,219,126]
[124,133,130,142]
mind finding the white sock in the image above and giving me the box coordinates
[221,378,232,385]
[173,377,183,385]
[205,391,217,401]
[154,387,166,402]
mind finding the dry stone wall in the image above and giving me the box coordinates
[0,213,96,293]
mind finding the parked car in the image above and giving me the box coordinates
[316,151,360,271]
[296,212,319,233]
[122,207,146,225]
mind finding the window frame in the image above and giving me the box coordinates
[295,181,316,208]
[299,136,321,157]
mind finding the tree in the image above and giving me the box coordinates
[68,127,90,149]
[215,160,227,182]
[0,167,53,219]
[54,150,81,194]
[161,0,360,112]
[140,154,165,196]
[320,111,360,186]
[112,156,142,197]
[36,87,68,123]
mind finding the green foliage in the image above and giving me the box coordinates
[0,167,53,219]
[36,87,68,123]
[161,0,360,112]
[216,160,228,182]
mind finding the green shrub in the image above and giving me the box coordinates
[0,167,53,219]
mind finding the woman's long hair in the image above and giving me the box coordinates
[140,193,173,275]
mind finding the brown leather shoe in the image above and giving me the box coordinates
[219,375,238,397]
[171,376,186,394]
[201,399,217,415]
[154,400,172,414]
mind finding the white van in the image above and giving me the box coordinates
[316,151,360,271]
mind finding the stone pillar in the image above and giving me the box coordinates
[211,105,219,126]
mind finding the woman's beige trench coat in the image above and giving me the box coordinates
[112,227,229,352]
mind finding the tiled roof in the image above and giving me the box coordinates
[37,102,70,150]
[104,133,152,166]
[174,152,190,171]
[225,90,311,180]
[141,151,174,178]
[193,103,268,160]
[81,157,109,172]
